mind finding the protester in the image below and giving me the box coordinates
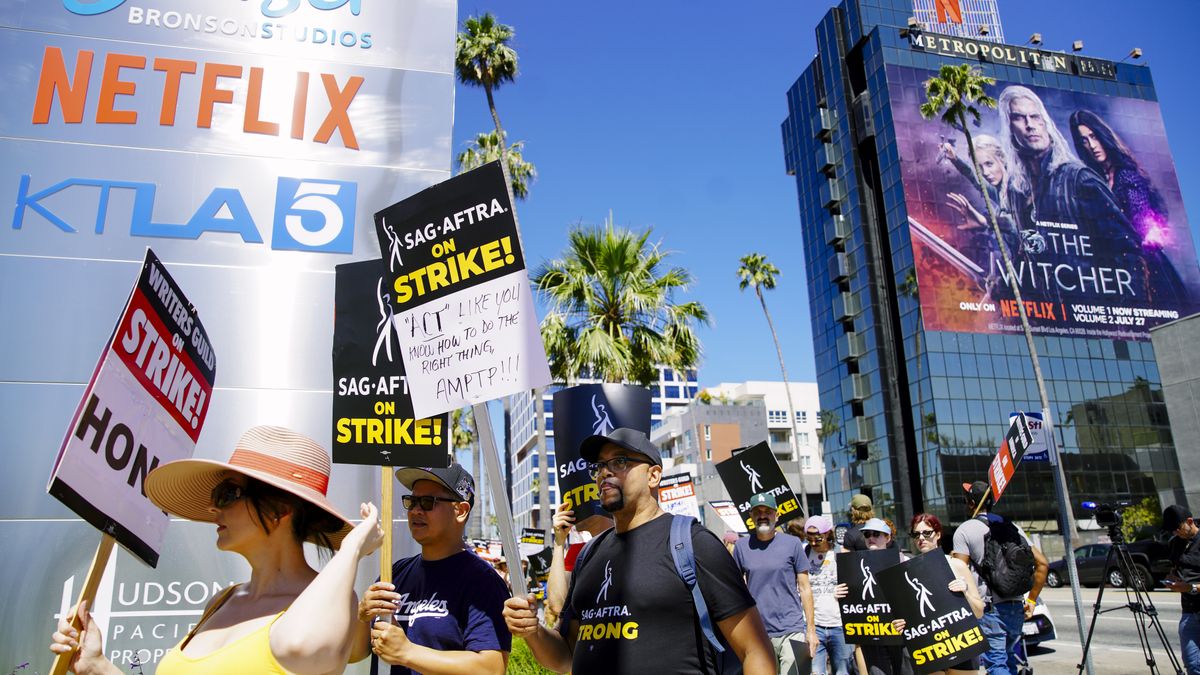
[805,515,852,675]
[892,514,984,675]
[354,463,510,675]
[503,427,775,674]
[1162,505,1200,674]
[836,518,911,675]
[733,492,817,674]
[842,494,896,552]
[952,481,1047,675]
[50,425,383,674]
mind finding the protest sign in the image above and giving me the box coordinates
[551,383,651,526]
[658,472,702,520]
[988,412,1035,505]
[527,547,553,580]
[372,161,550,419]
[836,548,903,645]
[877,552,986,674]
[715,441,803,529]
[1012,411,1048,462]
[47,249,216,568]
[709,500,749,535]
[519,527,546,559]
[332,259,450,467]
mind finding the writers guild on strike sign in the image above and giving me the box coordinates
[48,248,216,568]
[836,548,903,646]
[877,552,986,674]
[331,259,449,468]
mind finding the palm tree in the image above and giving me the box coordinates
[456,14,523,203]
[737,253,816,515]
[534,214,709,386]
[457,130,536,200]
[922,63,1088,643]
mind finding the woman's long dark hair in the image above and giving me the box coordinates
[1069,109,1140,175]
[242,477,344,553]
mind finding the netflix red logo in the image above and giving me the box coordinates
[934,0,963,24]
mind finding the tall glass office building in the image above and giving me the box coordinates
[782,0,1199,543]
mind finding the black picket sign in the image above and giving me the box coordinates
[876,551,986,674]
[331,259,449,467]
[714,441,803,529]
[836,548,903,645]
[551,384,651,525]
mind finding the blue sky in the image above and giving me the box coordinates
[452,0,1200,389]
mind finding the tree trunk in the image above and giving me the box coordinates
[961,113,1075,529]
[757,288,812,517]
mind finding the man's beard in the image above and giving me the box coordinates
[756,523,773,536]
[600,484,625,513]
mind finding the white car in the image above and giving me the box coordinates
[1022,595,1056,647]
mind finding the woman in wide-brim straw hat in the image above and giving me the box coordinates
[50,425,384,675]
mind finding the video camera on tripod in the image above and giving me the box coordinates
[1081,500,1132,539]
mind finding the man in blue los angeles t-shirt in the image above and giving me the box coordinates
[734,492,817,674]
[351,463,510,674]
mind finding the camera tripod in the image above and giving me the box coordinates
[1076,527,1183,674]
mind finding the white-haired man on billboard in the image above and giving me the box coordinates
[996,85,1145,297]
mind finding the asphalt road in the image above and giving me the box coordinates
[1027,586,1188,674]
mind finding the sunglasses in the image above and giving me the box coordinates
[588,456,652,479]
[402,494,461,511]
[910,530,938,540]
[805,534,831,543]
[211,481,246,509]
[864,530,889,538]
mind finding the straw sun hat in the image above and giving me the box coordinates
[144,425,353,548]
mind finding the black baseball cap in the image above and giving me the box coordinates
[963,481,989,502]
[1161,505,1192,532]
[579,427,662,467]
[396,462,475,506]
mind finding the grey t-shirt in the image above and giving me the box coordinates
[952,514,1032,602]
[733,532,808,637]
[806,547,841,628]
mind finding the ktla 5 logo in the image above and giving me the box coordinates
[13,173,357,254]
[64,0,361,18]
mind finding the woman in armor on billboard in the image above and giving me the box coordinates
[49,426,383,675]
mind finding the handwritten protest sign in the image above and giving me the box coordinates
[552,384,651,528]
[47,249,215,568]
[373,161,550,418]
[709,500,749,534]
[878,552,986,674]
[836,548,903,645]
[658,472,701,520]
[715,441,803,529]
[332,259,449,467]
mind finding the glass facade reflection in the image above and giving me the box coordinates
[782,0,1192,546]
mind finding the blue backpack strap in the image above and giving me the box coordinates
[670,514,725,653]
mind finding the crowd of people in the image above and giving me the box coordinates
[46,423,1200,675]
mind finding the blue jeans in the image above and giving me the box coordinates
[979,601,1025,675]
[1181,611,1200,675]
[812,625,851,675]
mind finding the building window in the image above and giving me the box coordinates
[665,385,681,399]
[802,456,812,469]
[799,410,808,424]
[706,447,712,461]
[797,432,811,447]
[768,409,789,424]
[663,368,675,381]
[684,430,694,449]
[704,424,711,440]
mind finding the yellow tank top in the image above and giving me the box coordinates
[157,586,296,675]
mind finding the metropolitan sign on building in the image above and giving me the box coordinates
[0,1,455,669]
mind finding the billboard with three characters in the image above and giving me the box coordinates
[887,64,1200,340]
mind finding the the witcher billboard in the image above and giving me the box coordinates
[887,64,1200,340]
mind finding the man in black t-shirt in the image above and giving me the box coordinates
[503,427,775,674]
[1162,505,1200,674]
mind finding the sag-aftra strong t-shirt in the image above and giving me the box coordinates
[561,513,754,674]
